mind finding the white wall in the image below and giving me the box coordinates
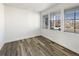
[5,6,40,43]
[40,3,79,54]
[0,4,5,49]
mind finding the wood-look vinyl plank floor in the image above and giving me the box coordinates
[0,36,79,56]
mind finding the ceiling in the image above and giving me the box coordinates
[4,3,56,12]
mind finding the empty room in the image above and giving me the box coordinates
[0,3,79,56]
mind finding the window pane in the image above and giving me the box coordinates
[54,15,60,20]
[50,12,61,30]
[64,11,74,20]
[75,9,79,33]
[75,20,79,33]
[64,20,74,32]
[50,13,54,29]
[50,20,54,29]
[45,17,48,28]
[76,10,79,20]
[52,20,61,30]
[42,15,48,29]
[54,13,61,30]
[50,13,54,20]
[64,10,75,32]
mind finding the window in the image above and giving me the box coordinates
[75,9,79,33]
[50,12,61,30]
[41,7,79,34]
[64,8,79,33]
[42,15,48,29]
[64,10,75,32]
